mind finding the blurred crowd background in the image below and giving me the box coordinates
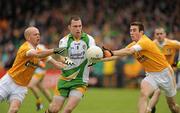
[0,0,180,88]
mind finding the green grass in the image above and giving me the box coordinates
[0,88,180,113]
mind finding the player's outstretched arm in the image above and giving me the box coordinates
[100,46,135,62]
[100,56,119,62]
[113,47,135,56]
[26,47,66,58]
[53,47,66,55]
[102,46,134,57]
[57,56,74,66]
[46,56,67,69]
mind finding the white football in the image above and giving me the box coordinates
[86,46,103,60]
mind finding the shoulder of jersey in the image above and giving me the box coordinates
[164,38,178,45]
[86,34,94,38]
[37,44,46,50]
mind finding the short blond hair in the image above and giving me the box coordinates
[24,26,38,40]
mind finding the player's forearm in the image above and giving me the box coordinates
[48,58,65,69]
[113,48,133,56]
[36,49,54,58]
[101,56,119,62]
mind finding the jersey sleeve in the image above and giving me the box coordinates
[137,39,148,51]
[126,42,136,48]
[26,49,36,57]
[26,44,37,57]
[131,44,142,52]
[88,35,96,47]
[59,37,68,48]
[170,40,180,48]
[126,42,142,52]
[22,45,33,57]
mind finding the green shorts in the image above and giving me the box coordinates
[56,79,88,97]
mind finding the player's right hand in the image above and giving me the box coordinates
[53,47,66,55]
[88,58,101,67]
[64,57,75,66]
[102,46,113,58]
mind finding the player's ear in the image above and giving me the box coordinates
[140,30,144,35]
[25,36,30,41]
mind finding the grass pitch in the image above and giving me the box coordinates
[0,88,180,113]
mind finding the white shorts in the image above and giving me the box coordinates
[143,67,177,97]
[0,73,28,103]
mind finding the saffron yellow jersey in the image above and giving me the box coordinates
[8,41,39,86]
[126,35,169,72]
[154,38,180,65]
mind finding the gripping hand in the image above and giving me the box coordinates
[102,46,113,58]
[64,57,74,66]
[53,47,66,55]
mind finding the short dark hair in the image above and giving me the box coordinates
[68,15,81,25]
[130,21,144,32]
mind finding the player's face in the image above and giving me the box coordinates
[154,29,166,42]
[130,25,142,42]
[69,19,82,39]
[29,28,40,47]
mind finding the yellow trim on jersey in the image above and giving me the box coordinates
[54,85,60,96]
[59,70,80,81]
[76,86,87,94]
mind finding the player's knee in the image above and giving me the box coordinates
[29,86,37,92]
[63,108,73,113]
[63,104,76,113]
[28,84,33,89]
[38,83,44,90]
[28,81,37,88]
[140,82,151,98]
[154,89,161,96]
[45,109,55,113]
[48,103,60,113]
[8,106,19,113]
[140,90,149,99]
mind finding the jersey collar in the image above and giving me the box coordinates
[26,41,36,49]
[69,32,86,41]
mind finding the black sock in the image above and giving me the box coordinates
[151,106,156,113]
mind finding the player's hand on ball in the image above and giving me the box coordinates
[90,58,101,63]
[88,58,101,67]
[54,47,66,55]
[64,57,74,66]
[102,46,113,58]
